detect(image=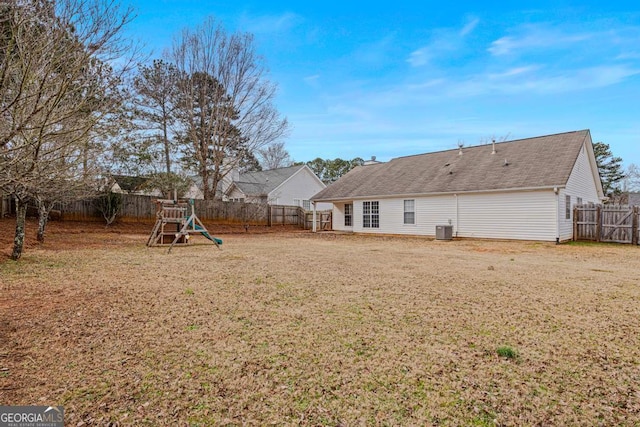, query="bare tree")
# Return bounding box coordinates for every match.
[624,163,640,193]
[258,141,293,170]
[170,17,289,199]
[0,0,136,260]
